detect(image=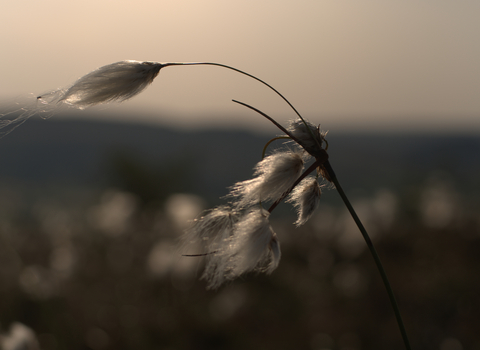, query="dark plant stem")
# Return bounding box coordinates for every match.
[166,60,410,348]
[231,100,292,136]
[323,160,412,350]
